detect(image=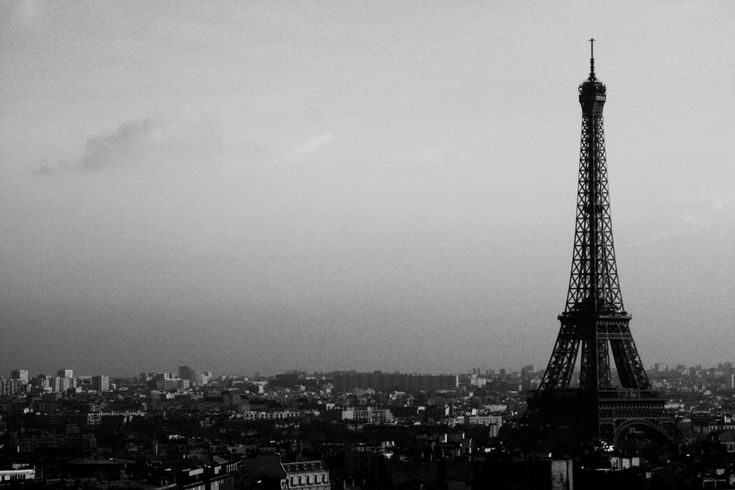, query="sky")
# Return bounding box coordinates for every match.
[0,1,733,377]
